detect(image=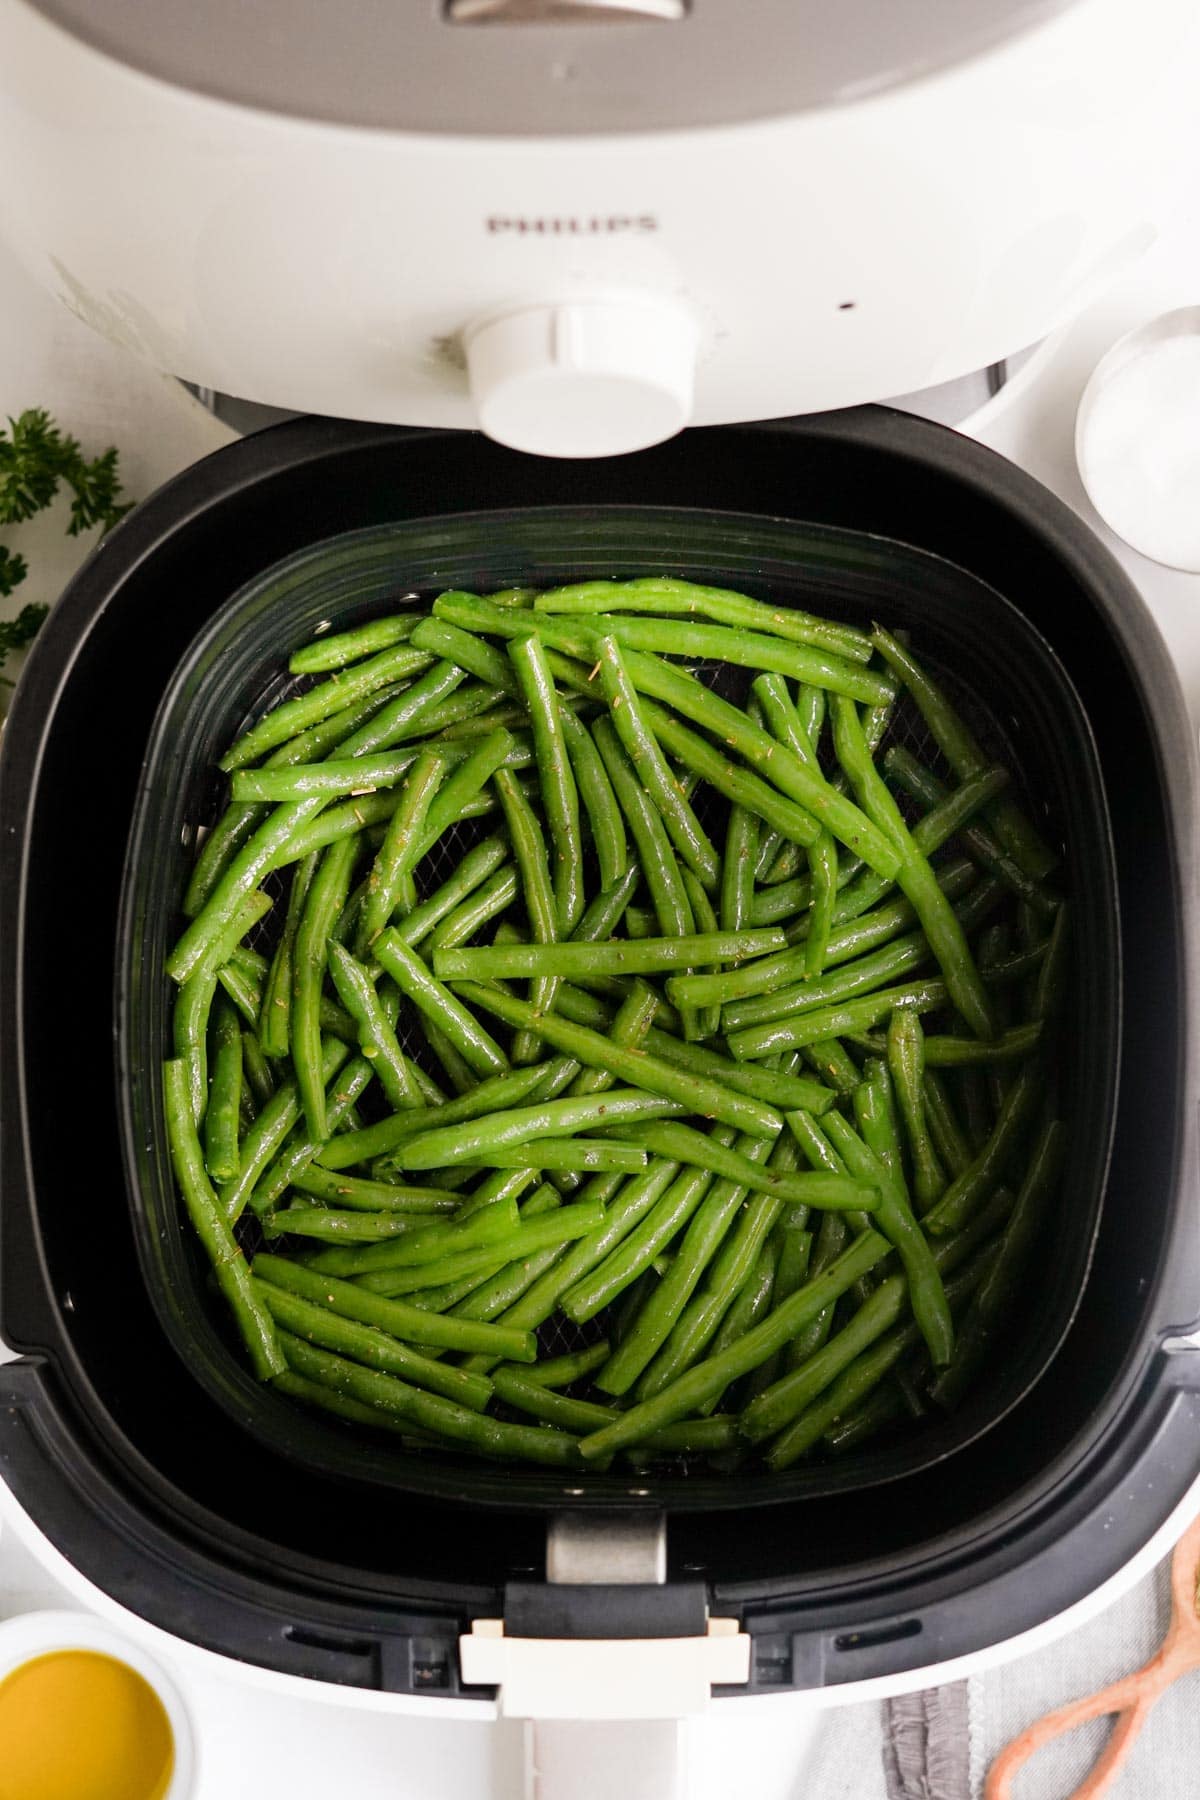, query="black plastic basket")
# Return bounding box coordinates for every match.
[116,505,1118,1511]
